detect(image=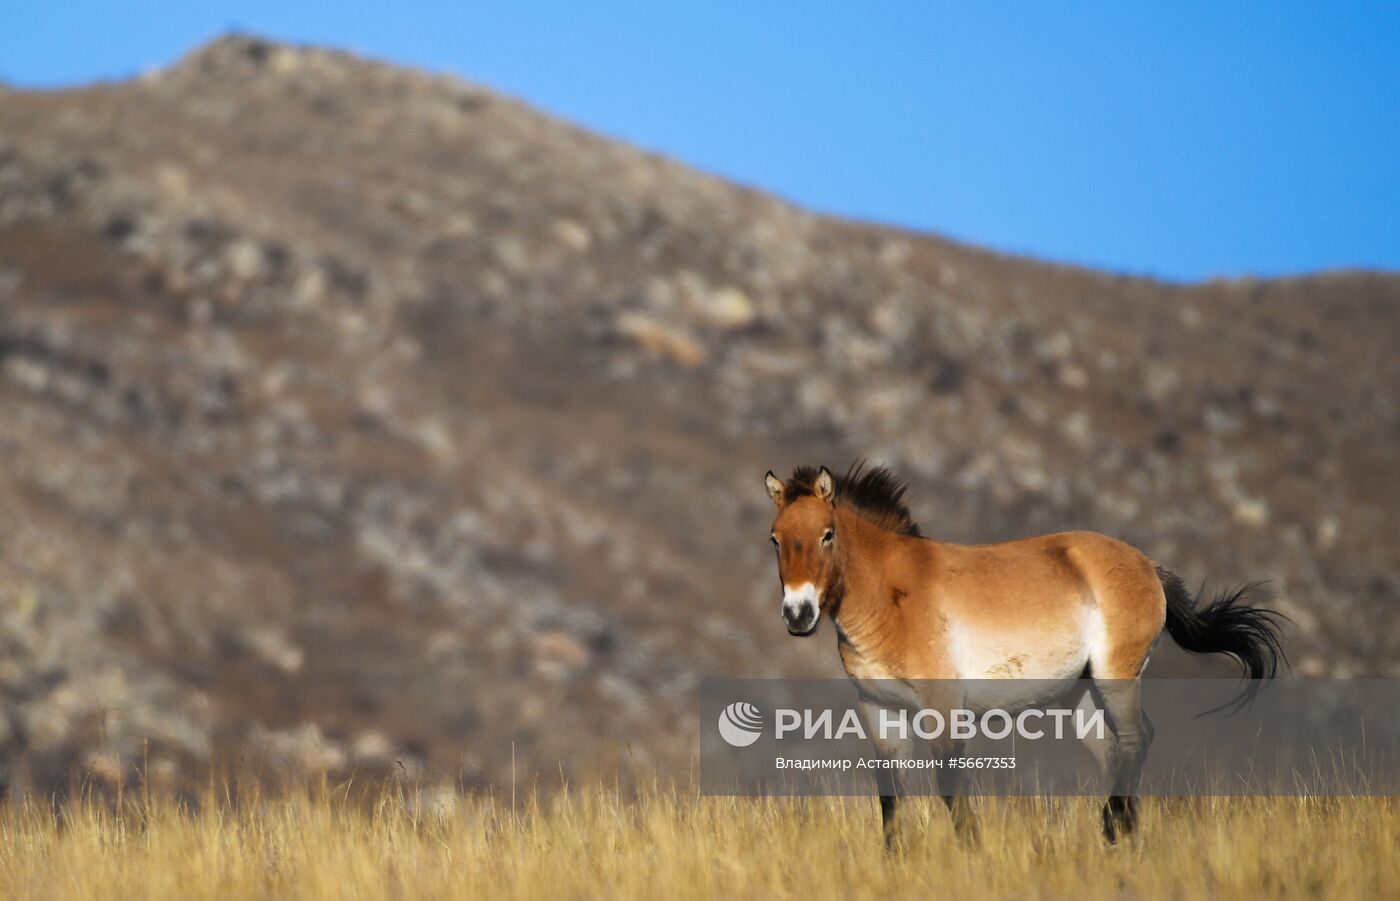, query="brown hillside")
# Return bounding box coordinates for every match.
[0,35,1396,793]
